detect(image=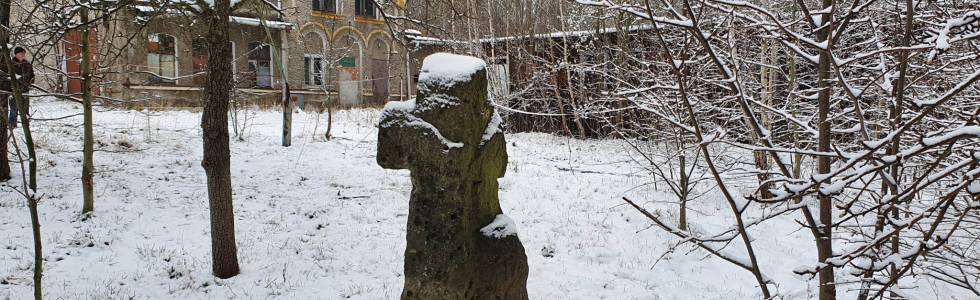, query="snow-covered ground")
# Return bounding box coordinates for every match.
[0,99,968,299]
